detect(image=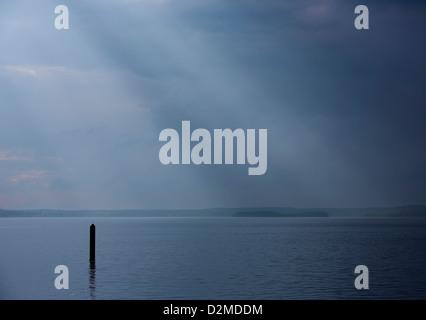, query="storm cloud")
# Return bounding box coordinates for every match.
[0,0,425,209]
